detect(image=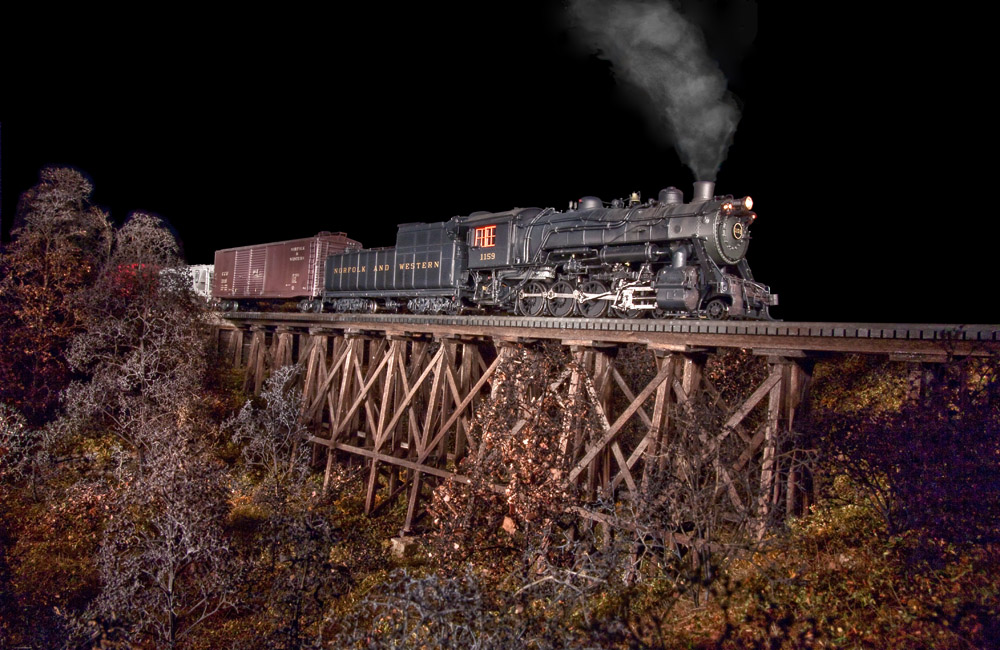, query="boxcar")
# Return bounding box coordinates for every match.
[213,232,361,311]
